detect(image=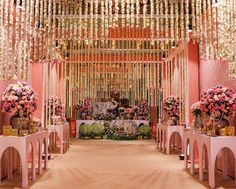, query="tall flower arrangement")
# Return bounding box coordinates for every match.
[162,96,180,117]
[1,82,38,116]
[200,85,236,118]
